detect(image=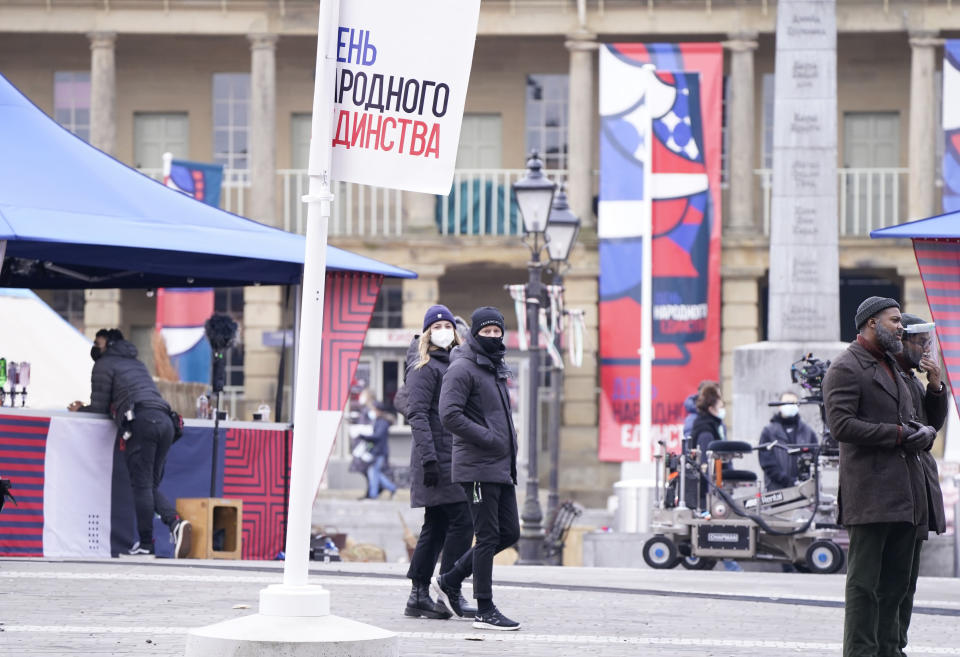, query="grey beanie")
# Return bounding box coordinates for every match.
[855,296,900,330]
